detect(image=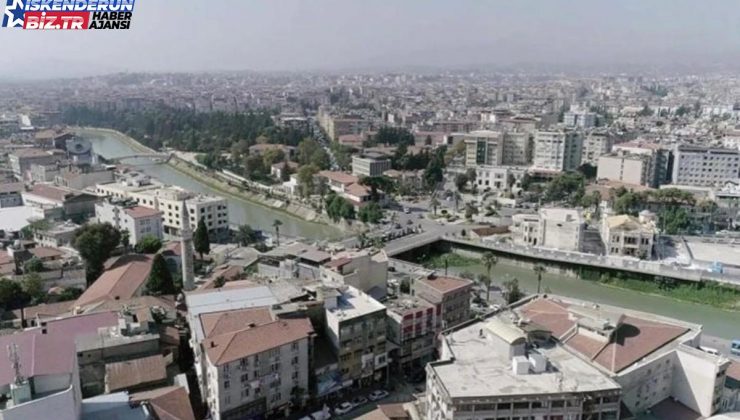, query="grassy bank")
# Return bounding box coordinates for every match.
[420,253,480,269]
[594,274,740,311]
